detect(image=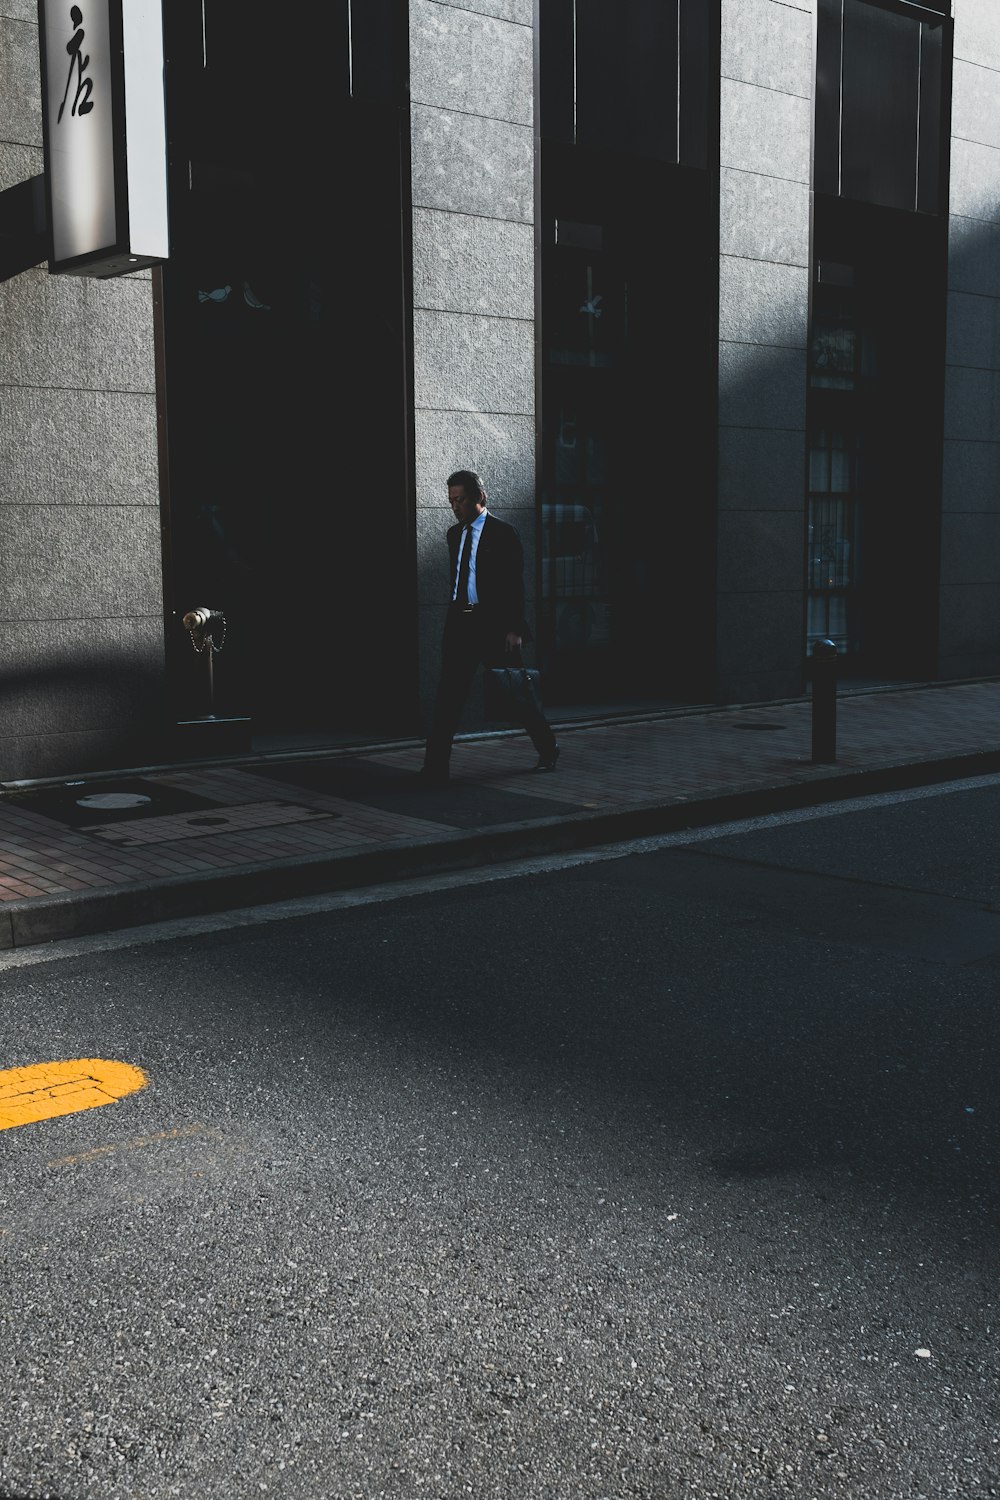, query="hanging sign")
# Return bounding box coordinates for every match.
[37,0,169,276]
